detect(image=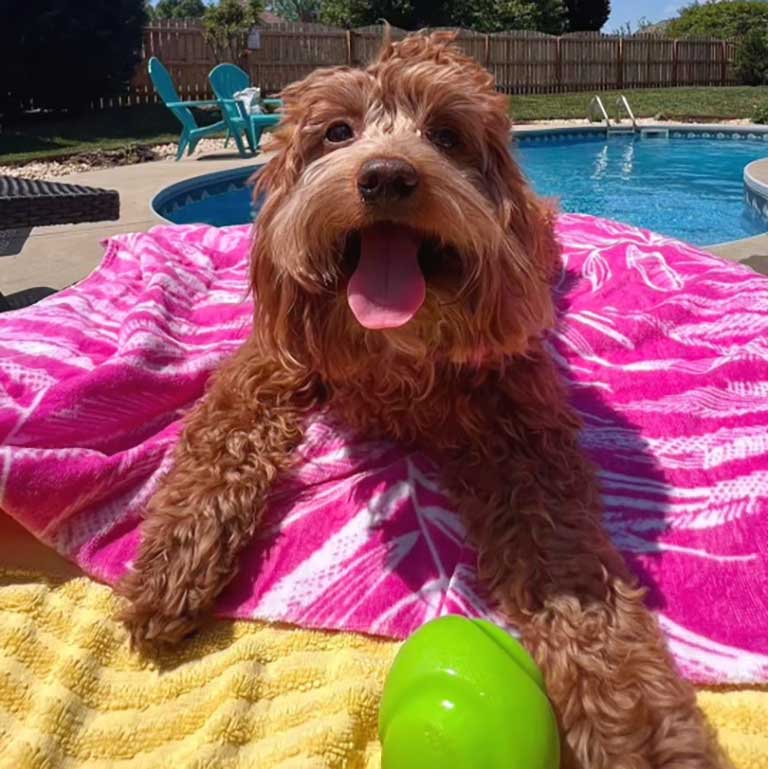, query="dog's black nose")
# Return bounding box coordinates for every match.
[357,158,419,203]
